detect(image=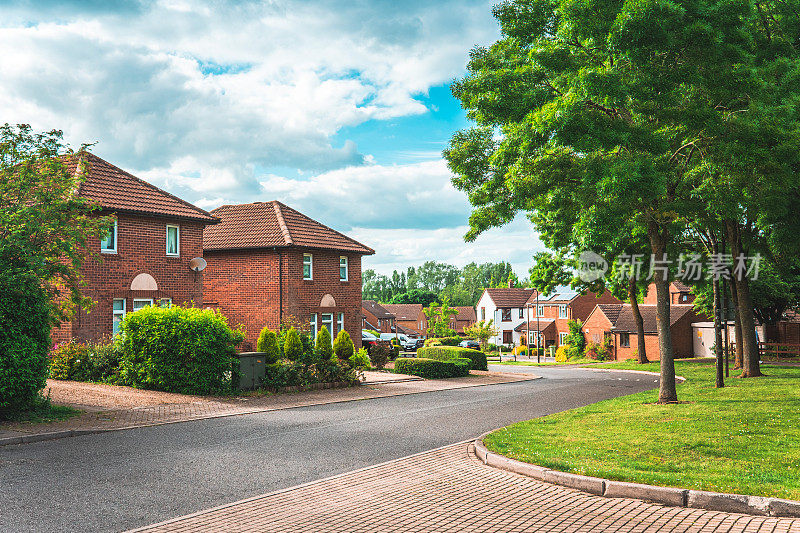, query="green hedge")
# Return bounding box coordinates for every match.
[393,357,469,379]
[0,271,50,418]
[424,336,462,347]
[416,345,488,371]
[119,305,245,395]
